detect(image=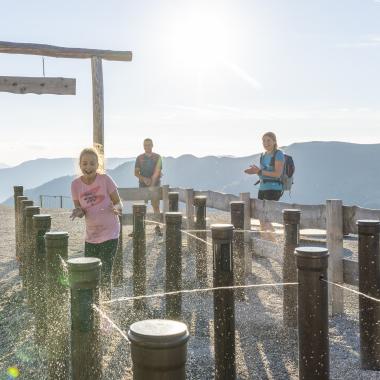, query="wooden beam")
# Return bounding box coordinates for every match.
[0,41,132,61]
[0,76,75,95]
